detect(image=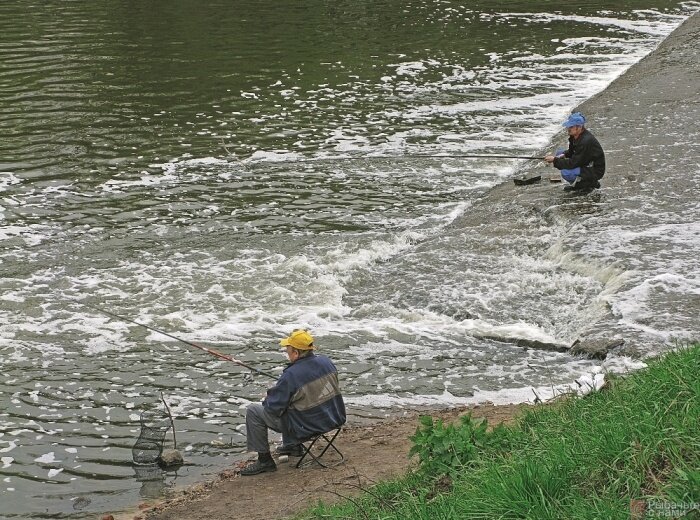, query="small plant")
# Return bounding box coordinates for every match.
[409,413,494,476]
